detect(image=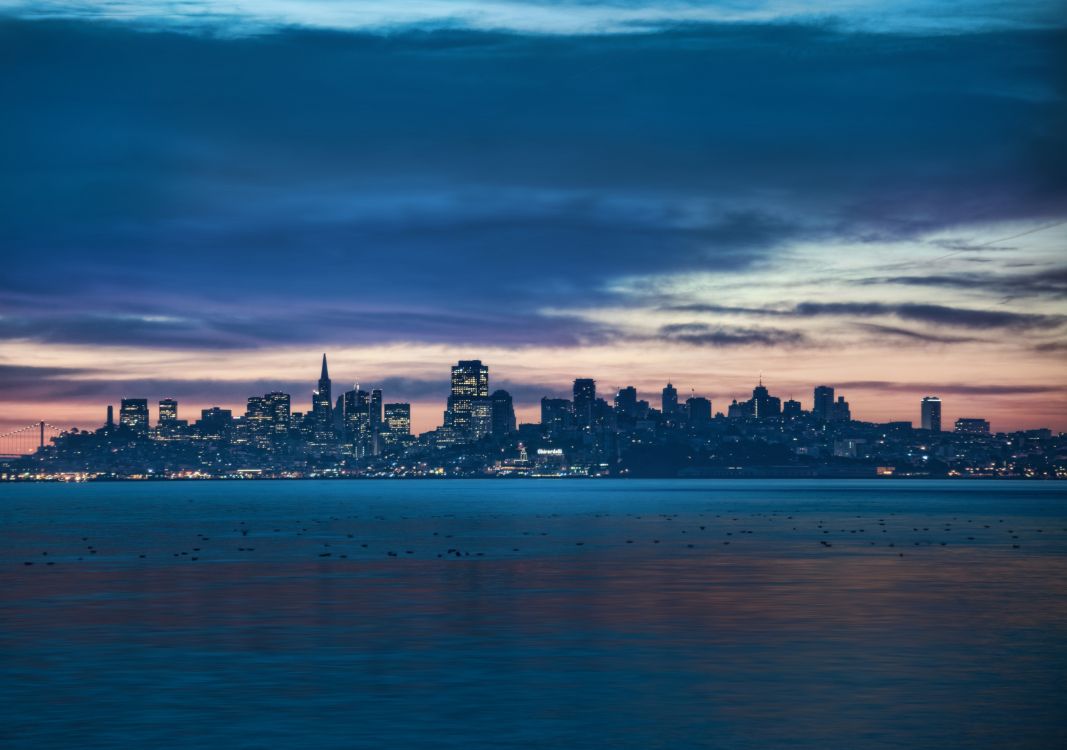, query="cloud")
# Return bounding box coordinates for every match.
[658,300,1061,332]
[2,18,1064,337]
[851,323,983,344]
[859,267,1067,299]
[7,1,1065,36]
[2,14,1065,429]
[0,308,616,349]
[835,381,1063,396]
[792,302,1061,329]
[658,323,807,347]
